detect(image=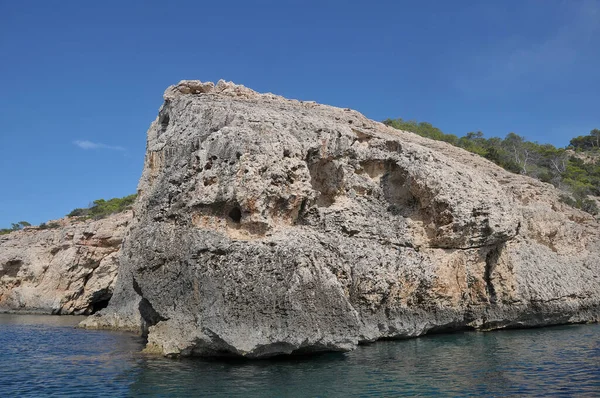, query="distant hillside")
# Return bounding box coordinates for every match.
[384,119,600,215]
[1,194,137,235]
[67,194,137,219]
